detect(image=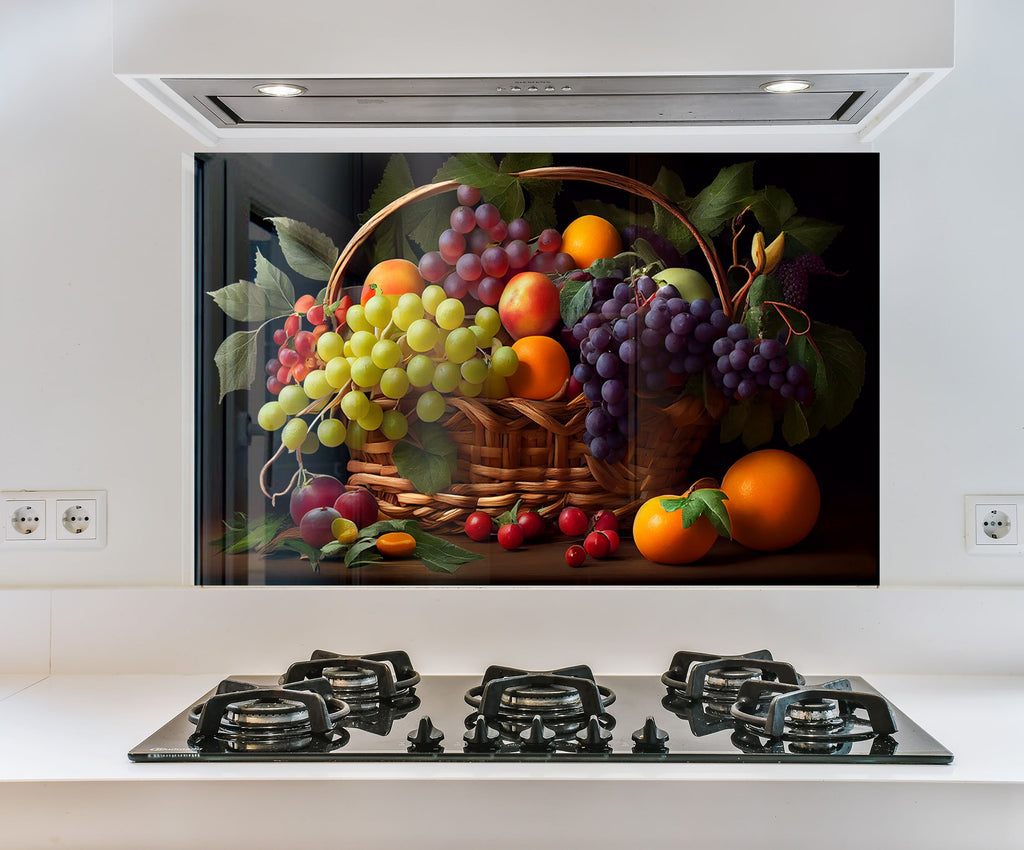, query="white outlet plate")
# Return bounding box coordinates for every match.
[0,490,106,549]
[964,495,1024,555]
[4,499,46,542]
